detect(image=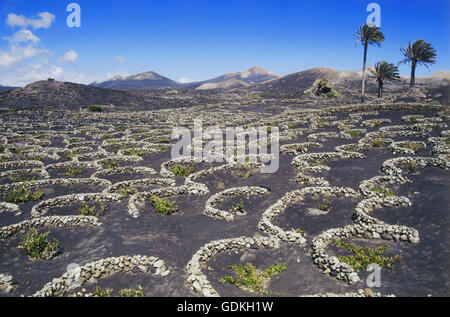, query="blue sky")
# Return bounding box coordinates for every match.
[0,0,448,86]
